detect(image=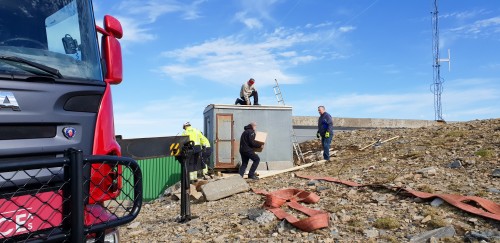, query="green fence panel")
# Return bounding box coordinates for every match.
[118,156,181,201]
